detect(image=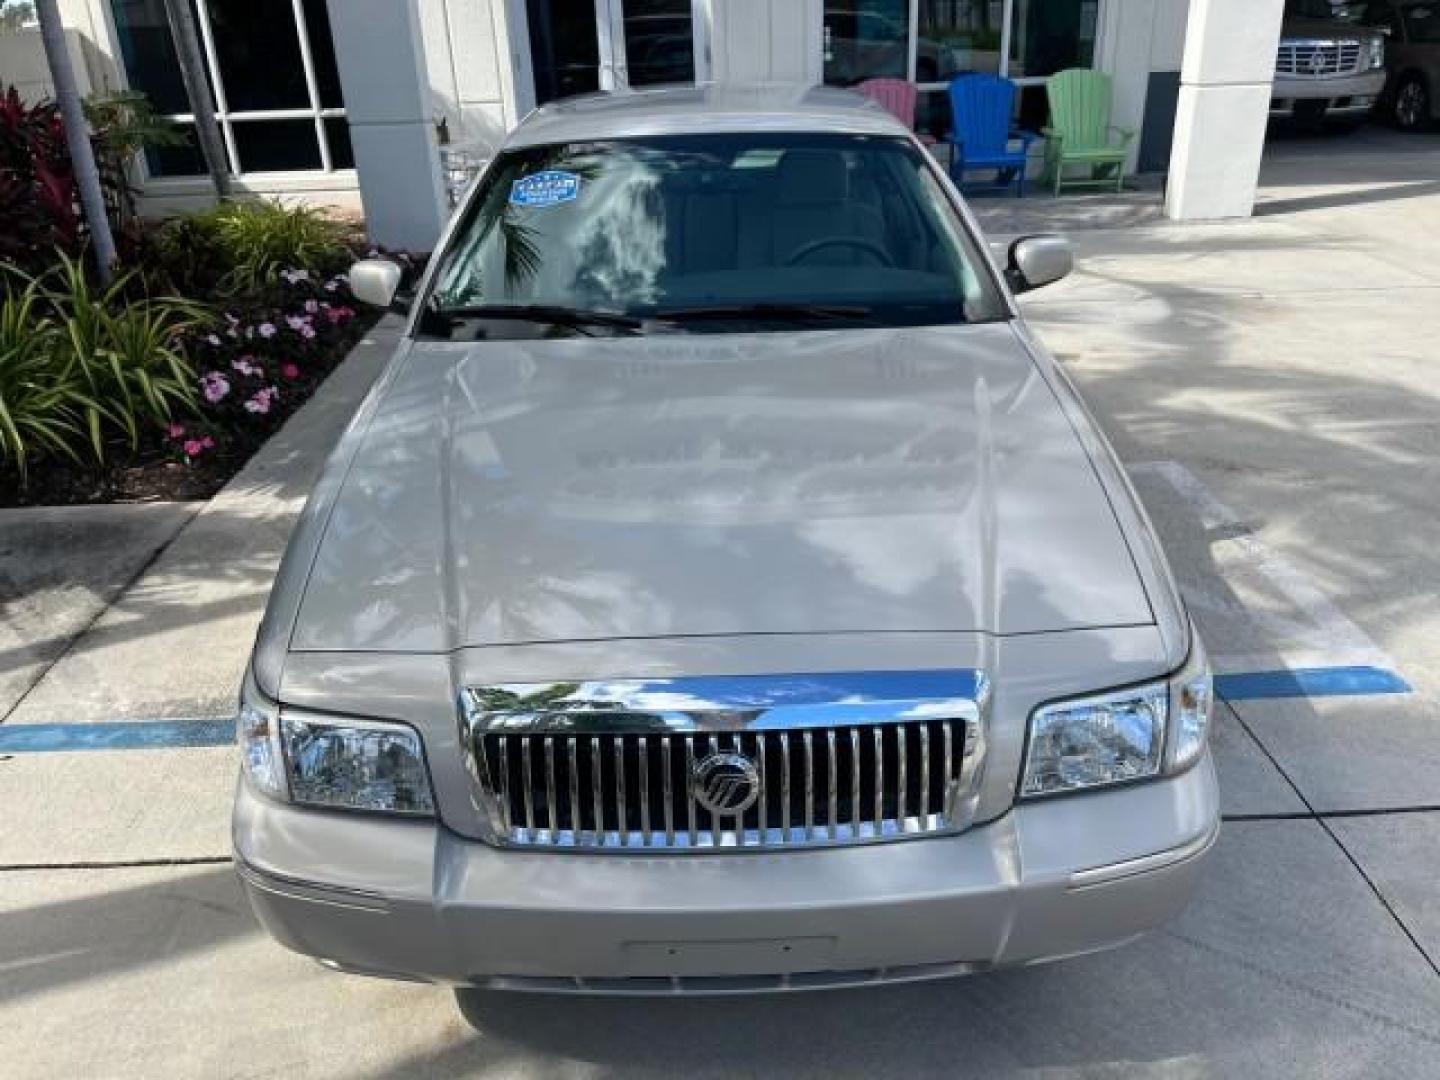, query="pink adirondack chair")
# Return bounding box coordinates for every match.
[856,78,936,144]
